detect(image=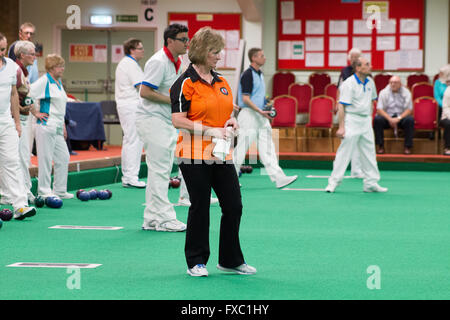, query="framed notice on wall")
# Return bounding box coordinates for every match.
[277,0,425,71]
[168,12,242,69]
